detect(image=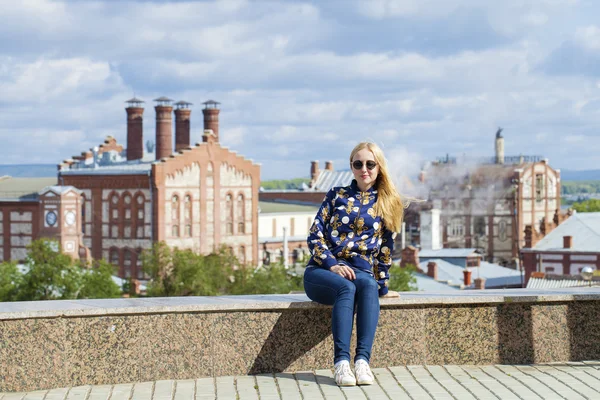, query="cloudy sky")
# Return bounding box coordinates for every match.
[1,0,599,180]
